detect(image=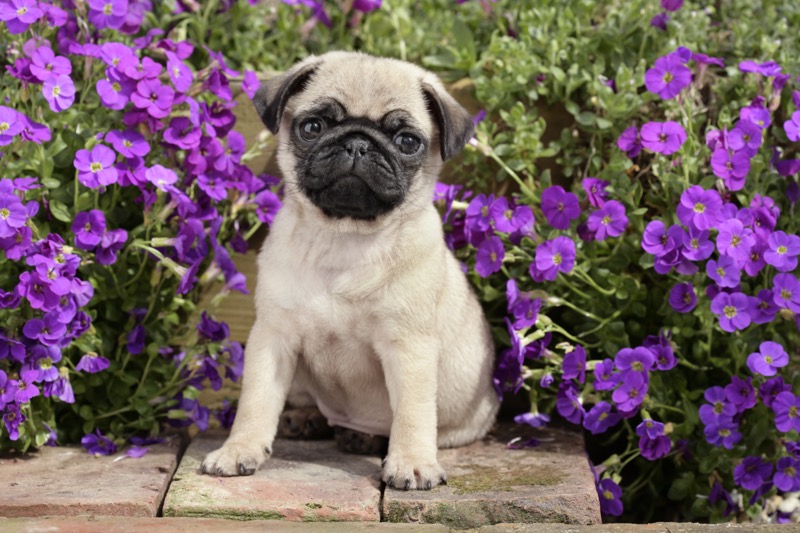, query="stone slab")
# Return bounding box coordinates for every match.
[0,516,449,533]
[383,424,601,528]
[163,434,383,521]
[0,440,181,517]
